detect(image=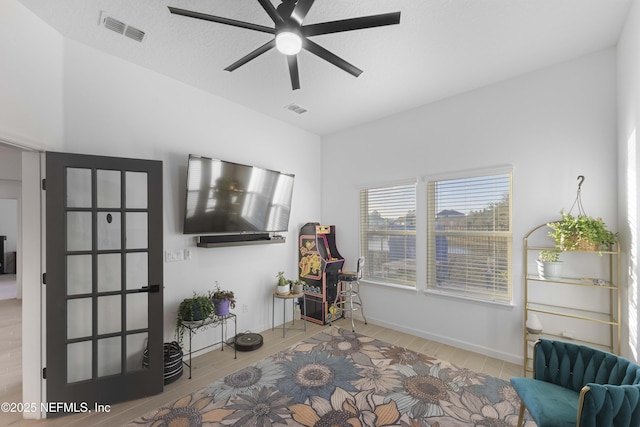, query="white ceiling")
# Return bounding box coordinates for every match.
[17,0,632,136]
